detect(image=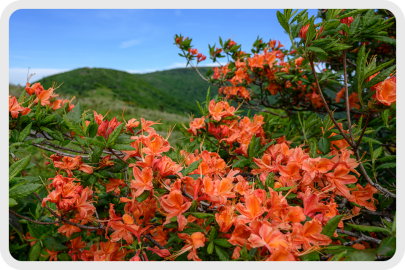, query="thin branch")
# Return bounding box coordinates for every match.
[343,51,355,145]
[9,209,60,225]
[144,234,165,249]
[354,113,371,151]
[337,229,381,245]
[309,59,396,199]
[32,143,88,158]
